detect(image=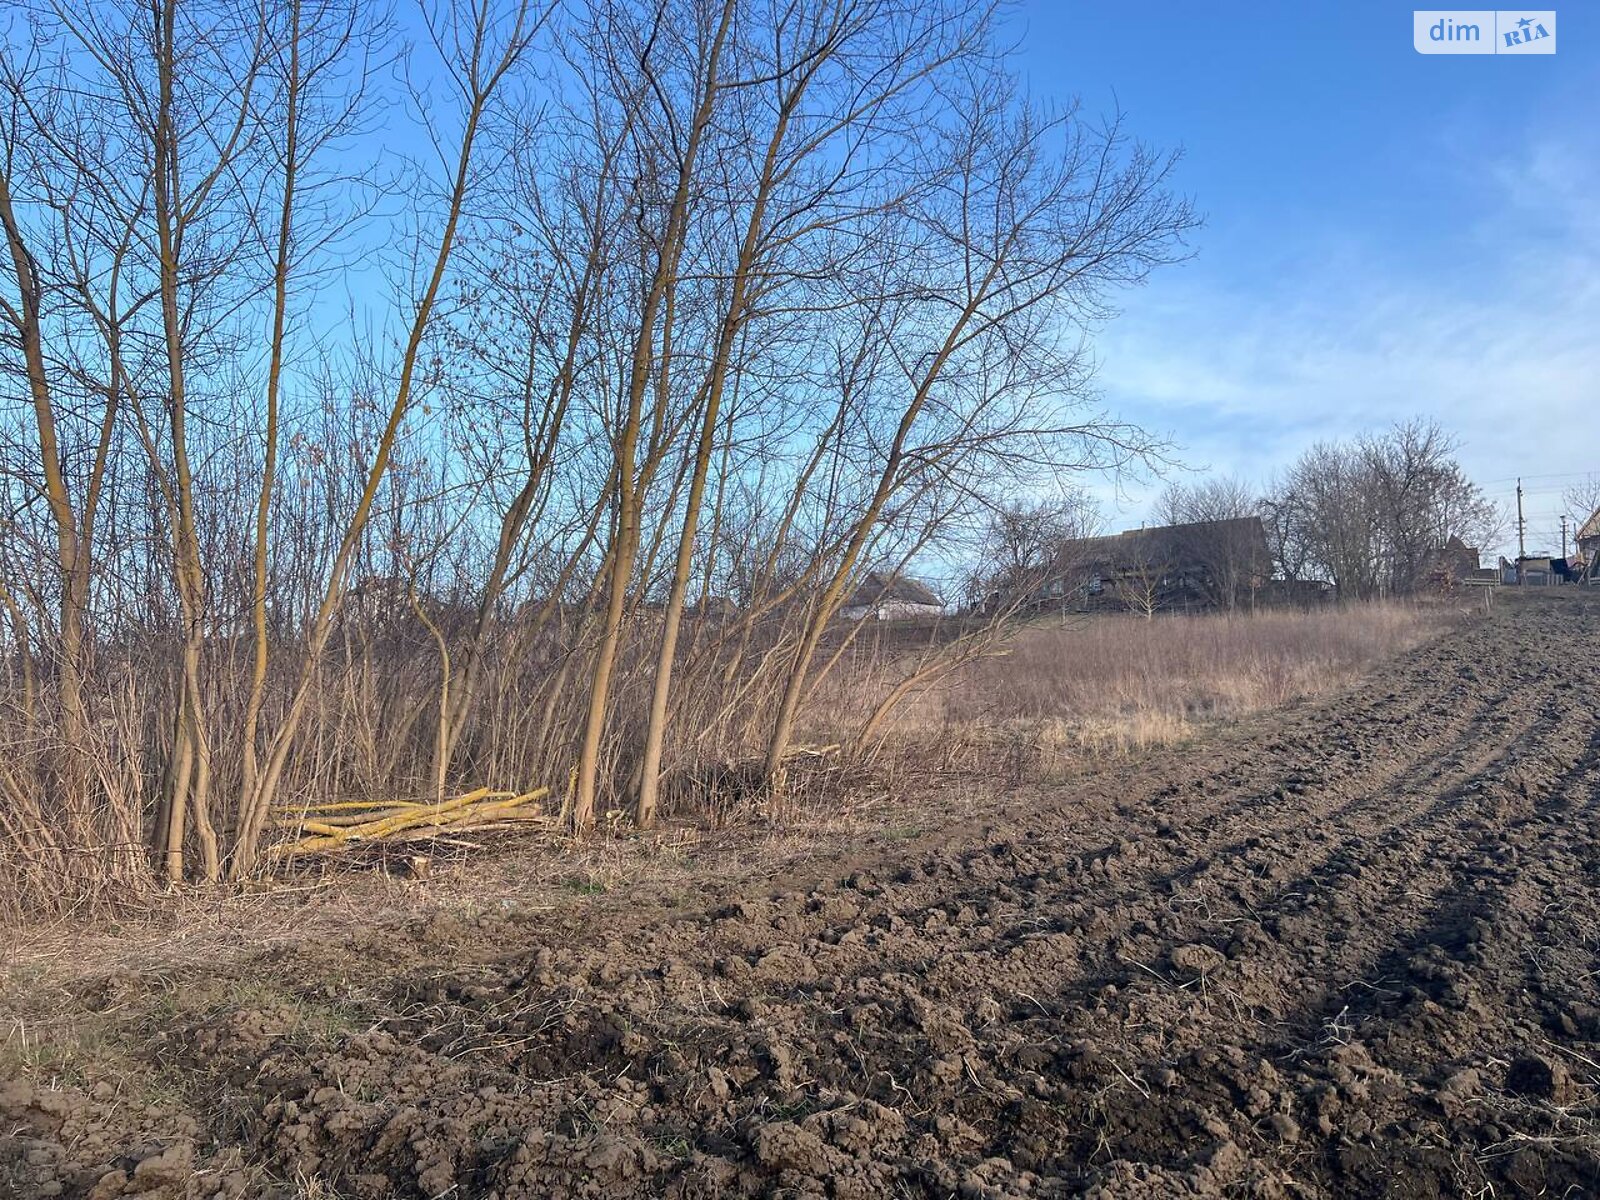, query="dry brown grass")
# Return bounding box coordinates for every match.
[3,600,1459,975]
[819,601,1456,760]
